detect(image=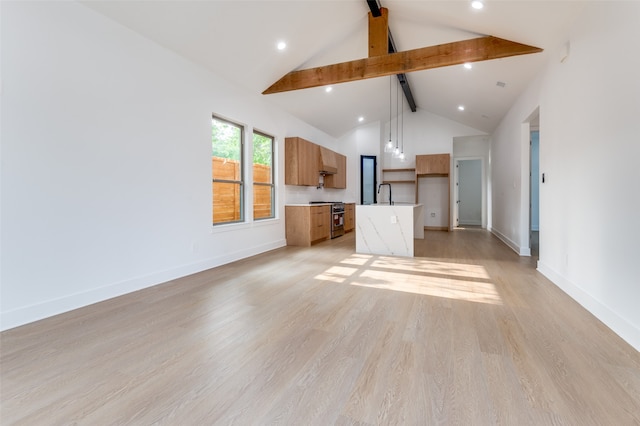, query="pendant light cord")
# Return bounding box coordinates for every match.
[396,77,399,151]
[389,76,392,142]
[401,88,404,153]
